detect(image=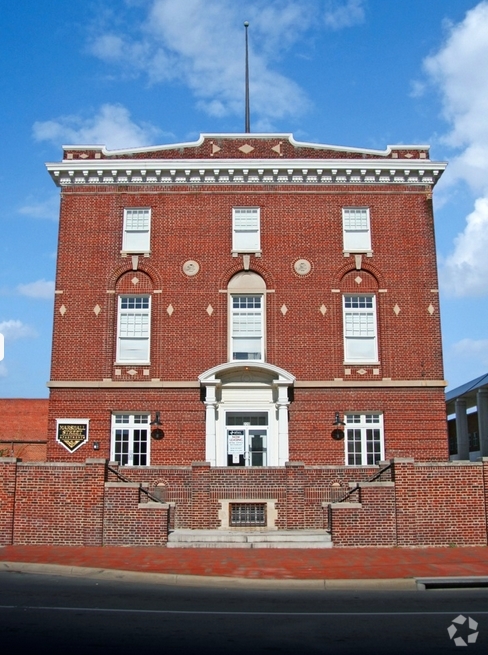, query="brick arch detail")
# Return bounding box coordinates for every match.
[340,269,379,292]
[219,261,276,290]
[108,260,162,290]
[334,260,385,288]
[115,270,154,294]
